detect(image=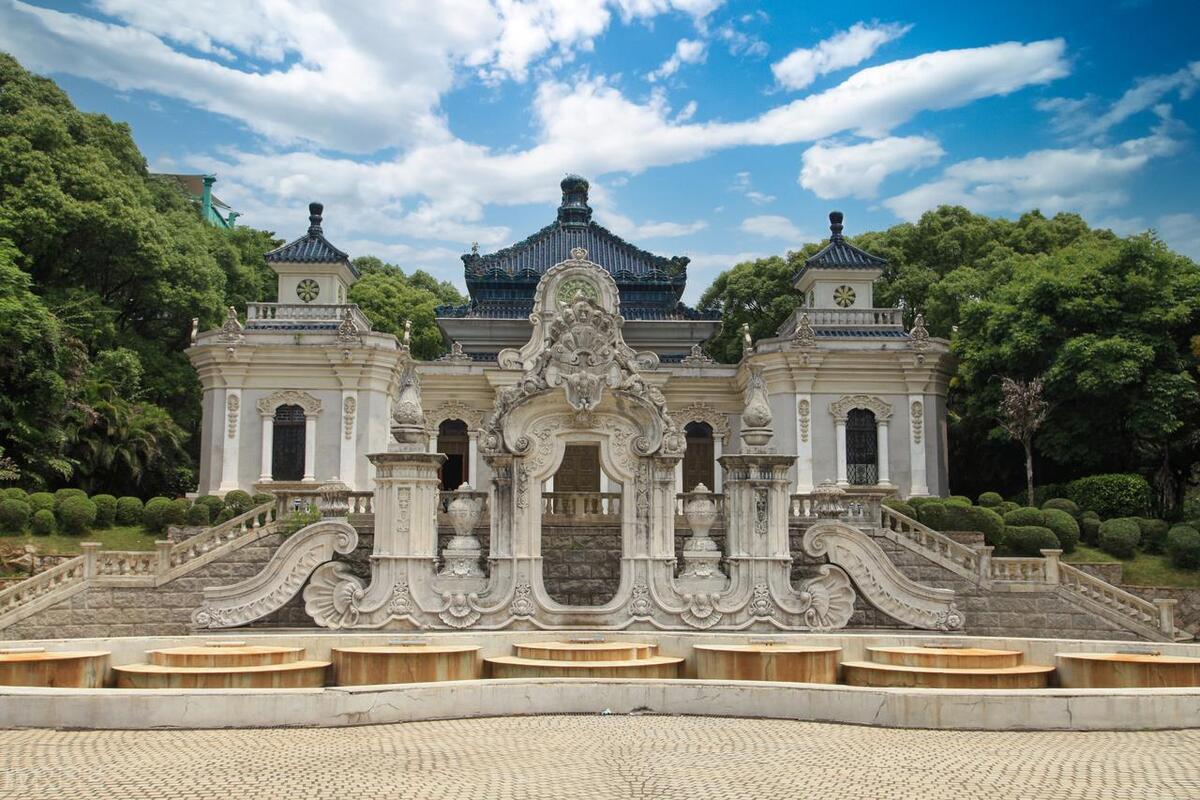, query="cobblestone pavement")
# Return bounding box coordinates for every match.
[3,715,1199,800]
